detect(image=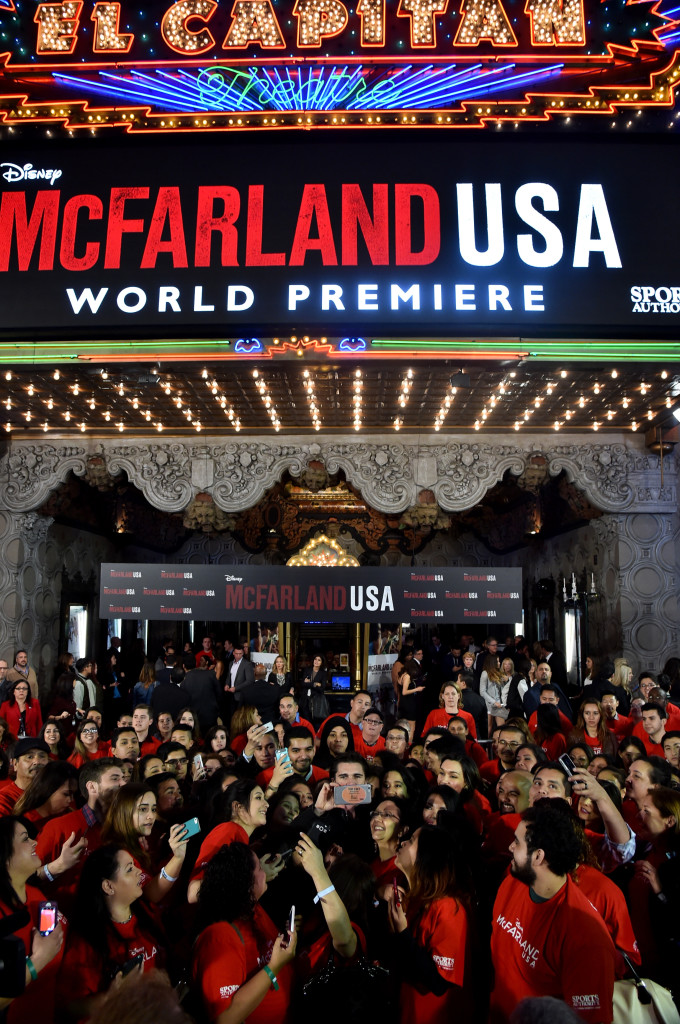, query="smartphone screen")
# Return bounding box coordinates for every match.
[39,902,57,936]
